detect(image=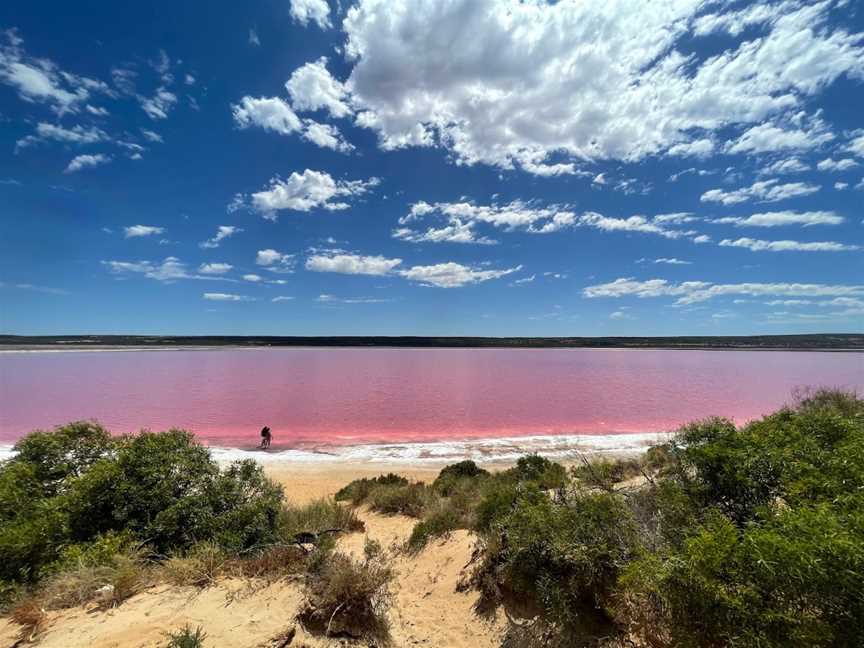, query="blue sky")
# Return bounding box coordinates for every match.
[1,0,863,336]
